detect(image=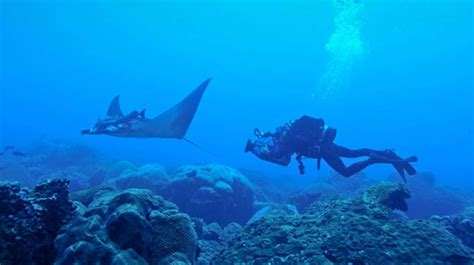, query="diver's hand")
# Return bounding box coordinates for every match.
[245,140,255,153]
